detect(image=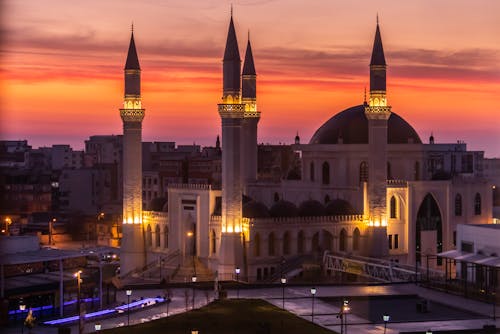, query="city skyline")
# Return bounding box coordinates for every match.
[1,0,500,157]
